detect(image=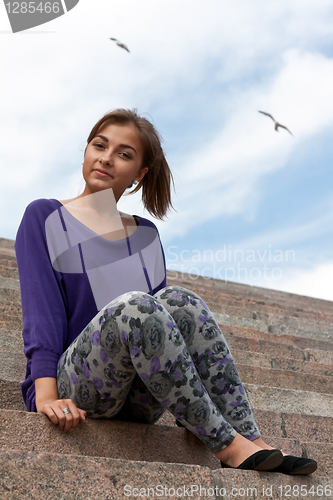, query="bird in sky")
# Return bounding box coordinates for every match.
[110,38,130,53]
[258,111,293,136]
